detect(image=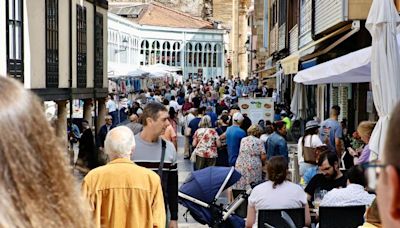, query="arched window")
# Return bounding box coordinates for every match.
[213,44,222,67]
[162,42,171,65]
[173,42,180,66]
[205,43,212,67]
[140,40,150,65]
[186,43,193,67]
[194,43,202,67]
[151,41,160,64]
